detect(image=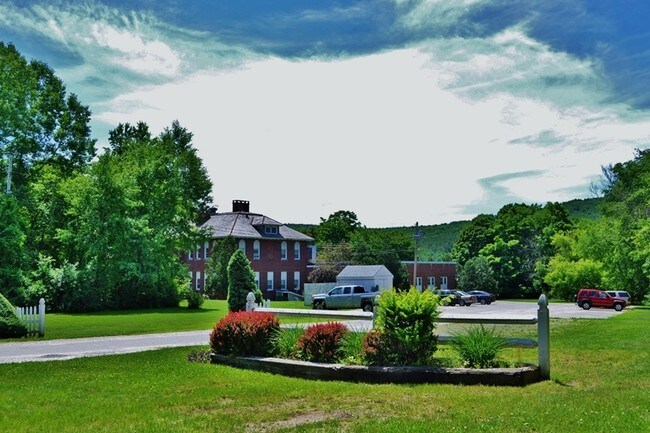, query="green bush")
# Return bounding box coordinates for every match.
[363,288,440,366]
[185,290,205,309]
[0,292,28,339]
[209,311,279,356]
[296,322,348,363]
[226,249,262,311]
[450,325,506,368]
